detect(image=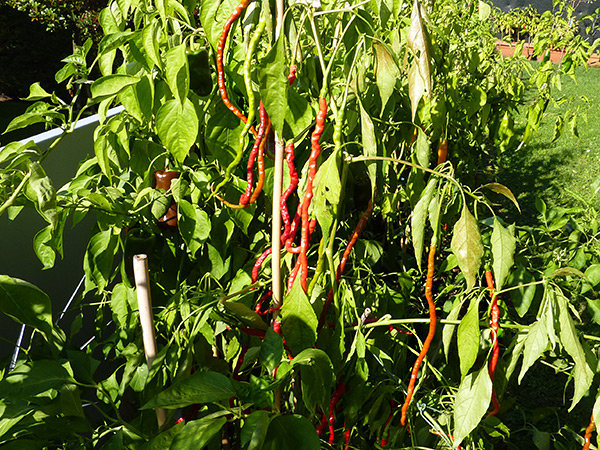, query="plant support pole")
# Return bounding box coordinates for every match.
[133,254,167,427]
